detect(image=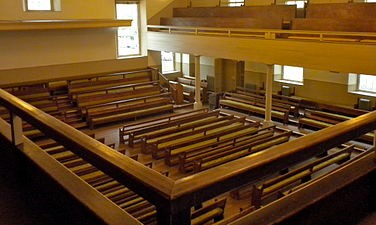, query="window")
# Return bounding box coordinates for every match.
[365,0,376,2]
[228,0,244,7]
[348,73,376,96]
[274,65,304,85]
[116,3,140,56]
[25,0,61,11]
[358,74,376,92]
[285,0,306,9]
[161,51,175,73]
